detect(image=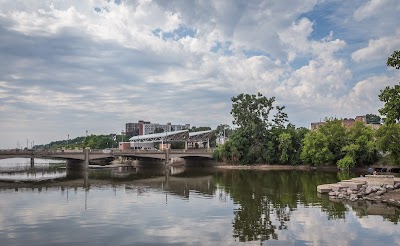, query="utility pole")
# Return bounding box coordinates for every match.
[67,134,69,149]
[26,139,29,149]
